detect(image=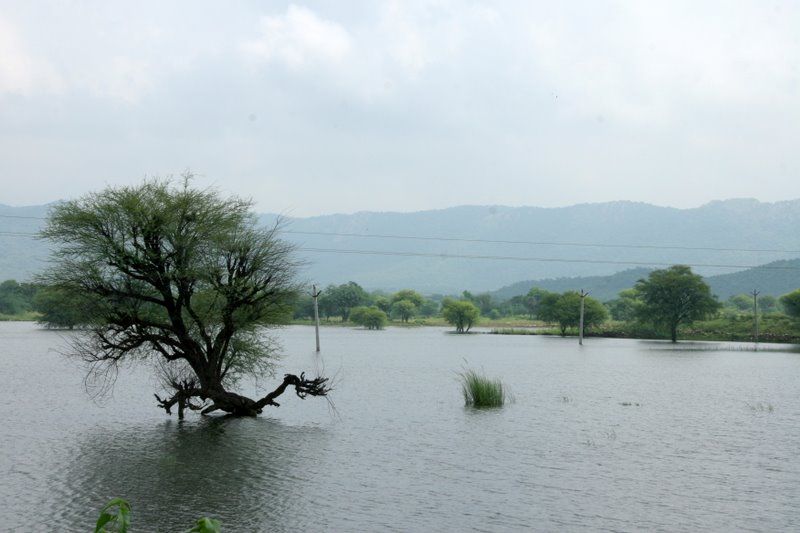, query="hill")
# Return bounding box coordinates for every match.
[490,259,800,302]
[1,198,799,293]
